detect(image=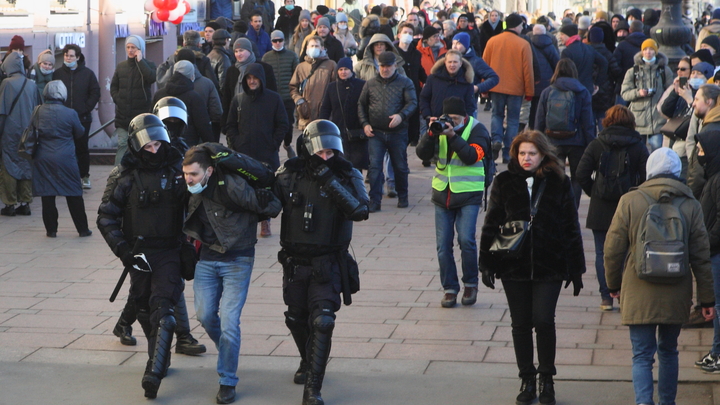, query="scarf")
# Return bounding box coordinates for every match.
[234,52,257,95]
[489,20,499,30]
